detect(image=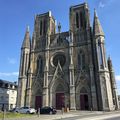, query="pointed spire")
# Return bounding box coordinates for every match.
[108,55,113,71]
[22,26,31,49]
[26,25,29,32]
[93,9,104,37]
[108,55,111,61]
